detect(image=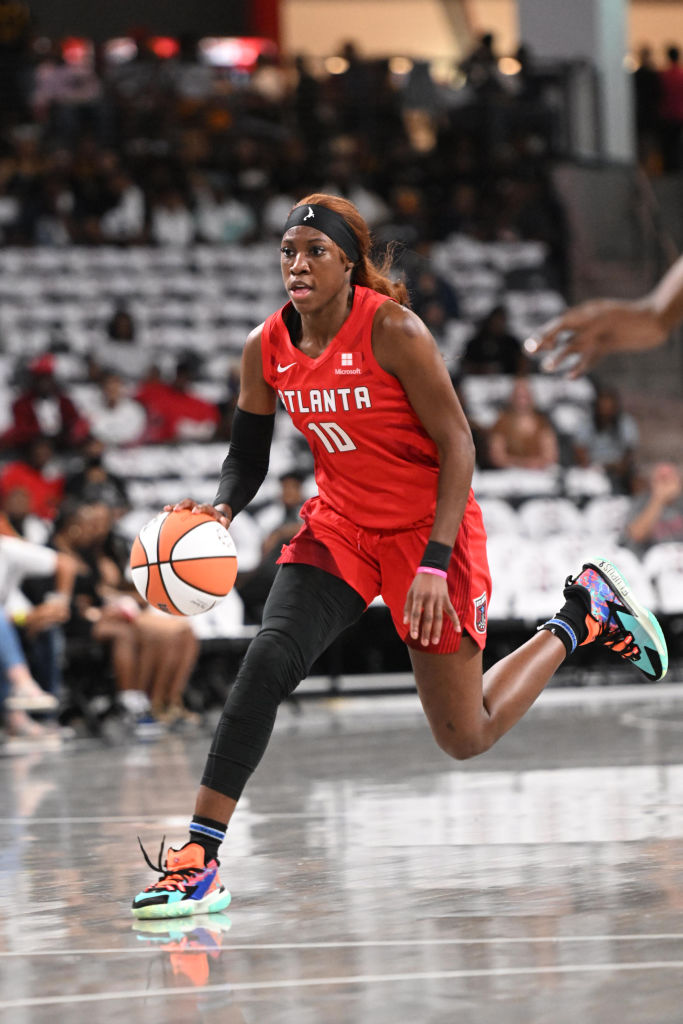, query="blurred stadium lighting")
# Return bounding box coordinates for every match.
[324,56,350,75]
[103,37,138,64]
[61,37,94,66]
[198,37,278,69]
[389,56,414,76]
[498,56,522,76]
[148,37,180,59]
